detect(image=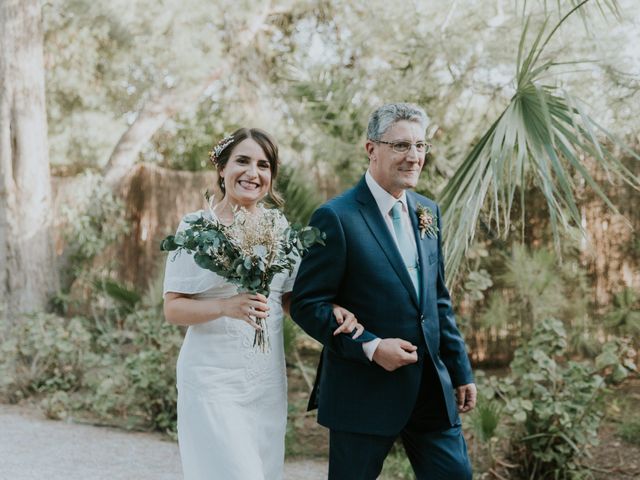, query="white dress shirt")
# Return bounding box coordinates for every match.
[361,170,420,361]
